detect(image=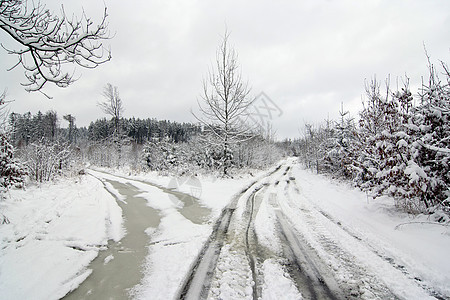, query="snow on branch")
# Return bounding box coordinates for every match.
[0,0,111,95]
[416,140,450,155]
